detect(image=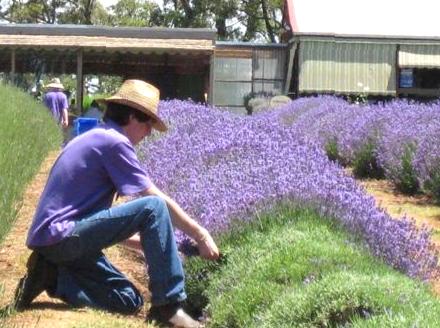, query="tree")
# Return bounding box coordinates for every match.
[0,0,106,24]
[0,0,67,23]
[58,0,98,24]
[161,0,284,42]
[106,0,162,27]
